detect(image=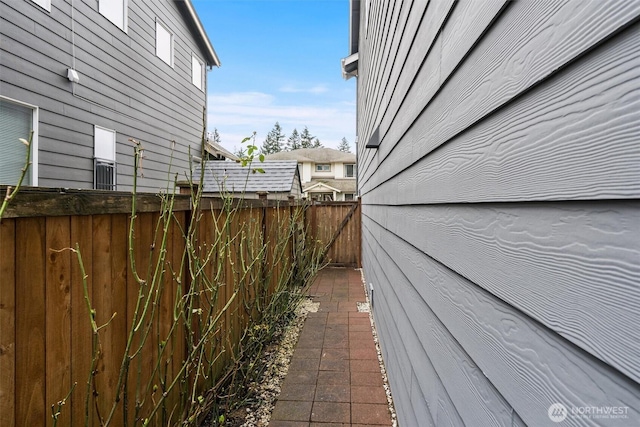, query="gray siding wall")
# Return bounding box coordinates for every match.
[1,0,210,192]
[357,0,640,425]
